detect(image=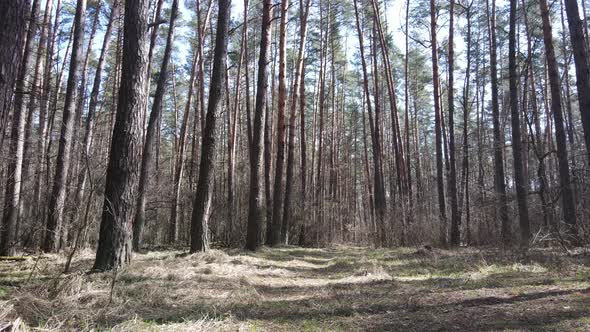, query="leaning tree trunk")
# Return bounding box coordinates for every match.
[71,0,119,245]
[93,0,150,271]
[353,0,386,247]
[62,0,101,247]
[189,0,231,253]
[563,0,590,164]
[539,0,578,234]
[0,0,30,256]
[43,0,87,253]
[246,0,273,251]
